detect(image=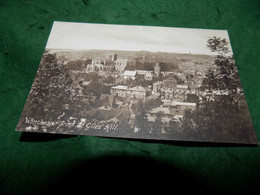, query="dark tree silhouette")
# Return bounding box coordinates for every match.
[207,36,230,56]
[181,37,256,143]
